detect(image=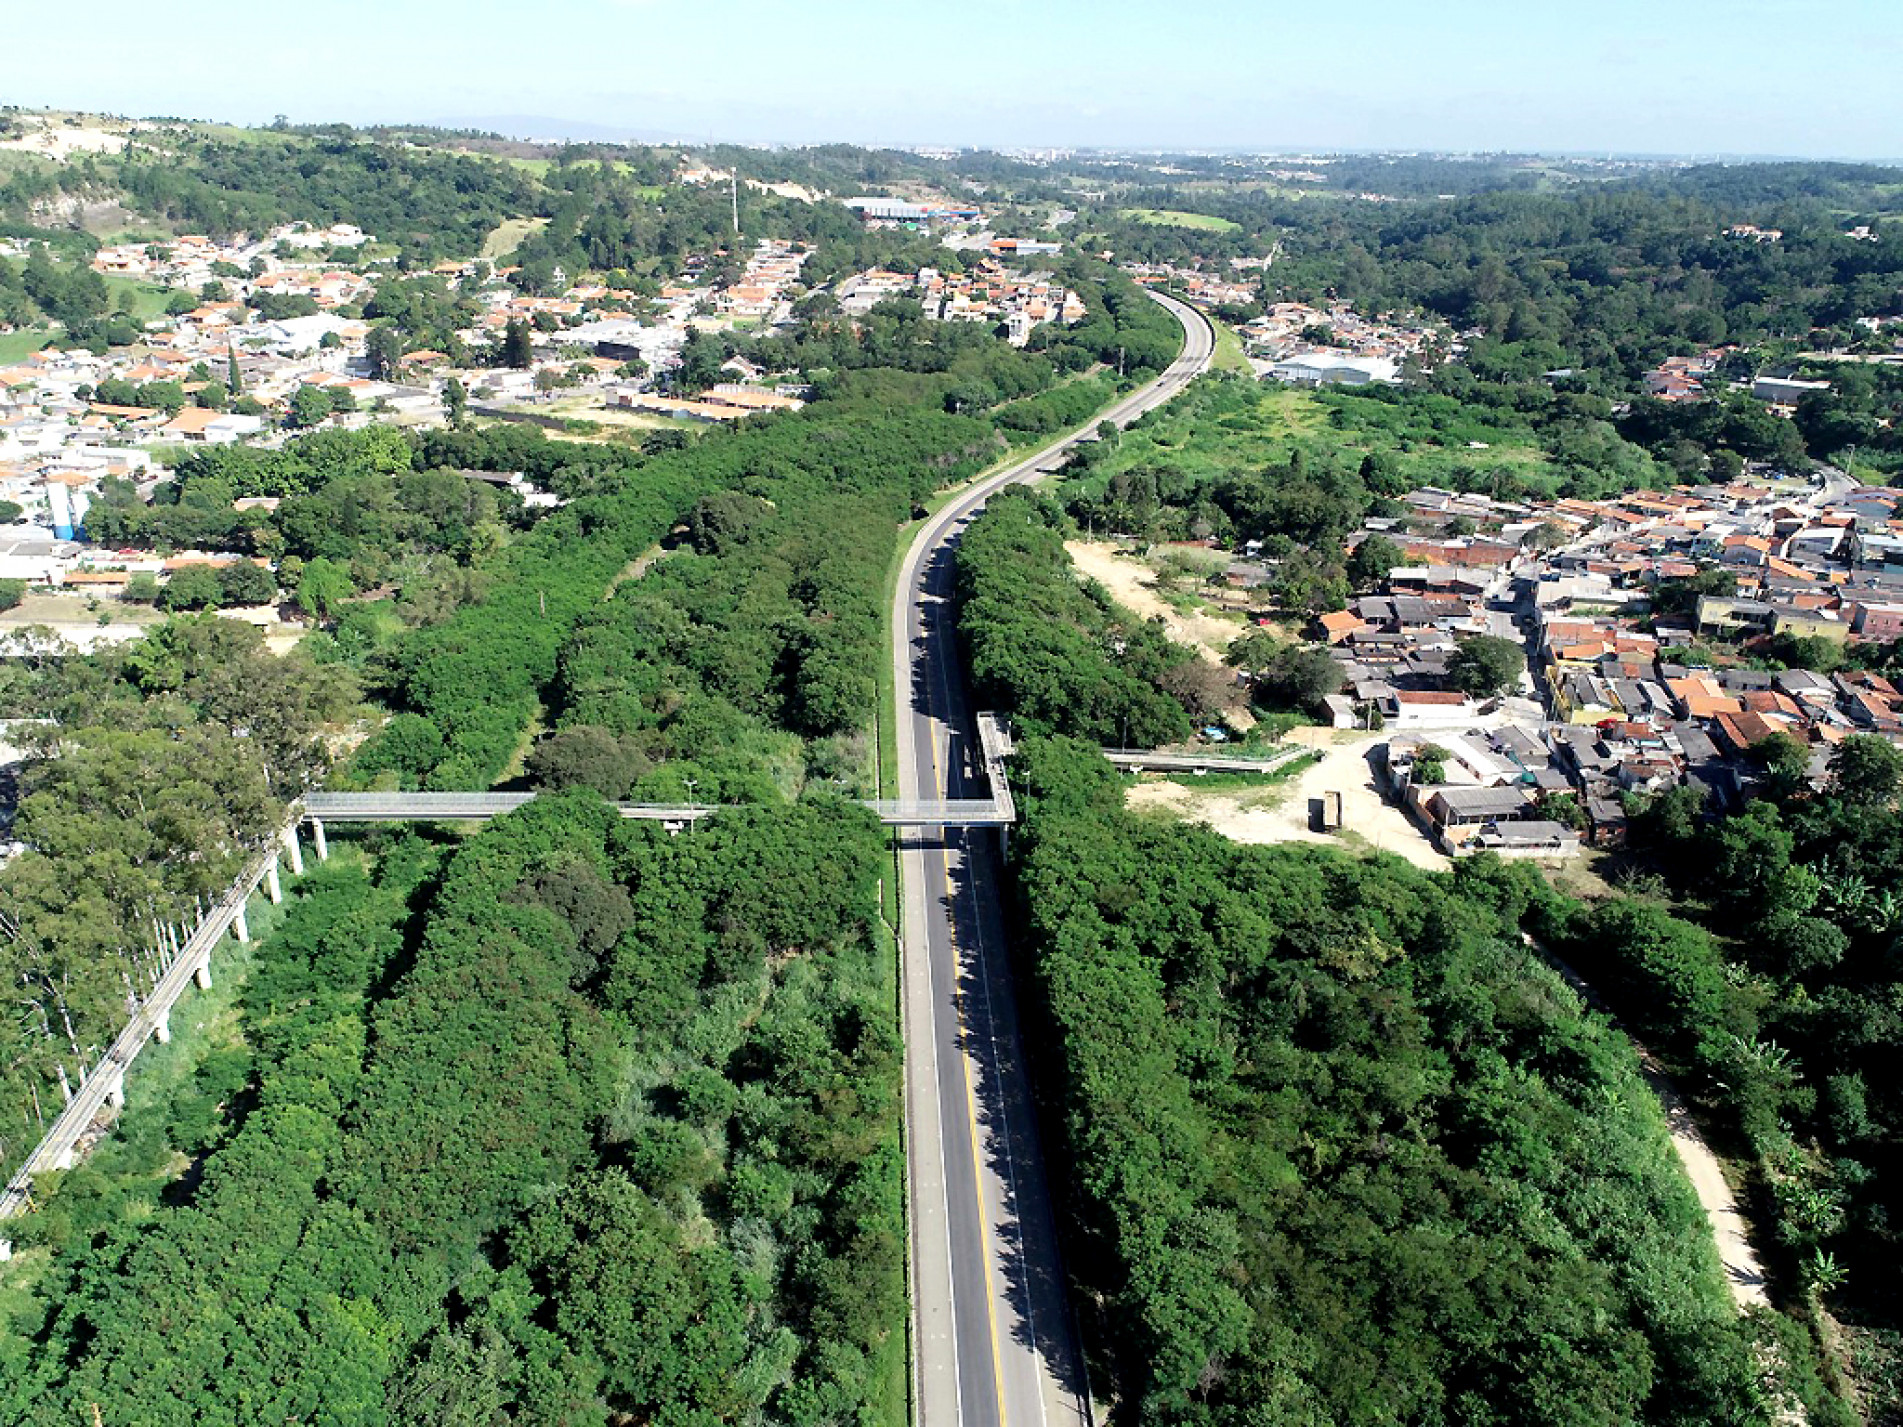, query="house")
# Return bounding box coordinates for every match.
[1317,610,1363,644]
[1381,689,1478,726]
[1695,594,1774,634]
[1420,785,1535,849]
[160,409,264,444]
